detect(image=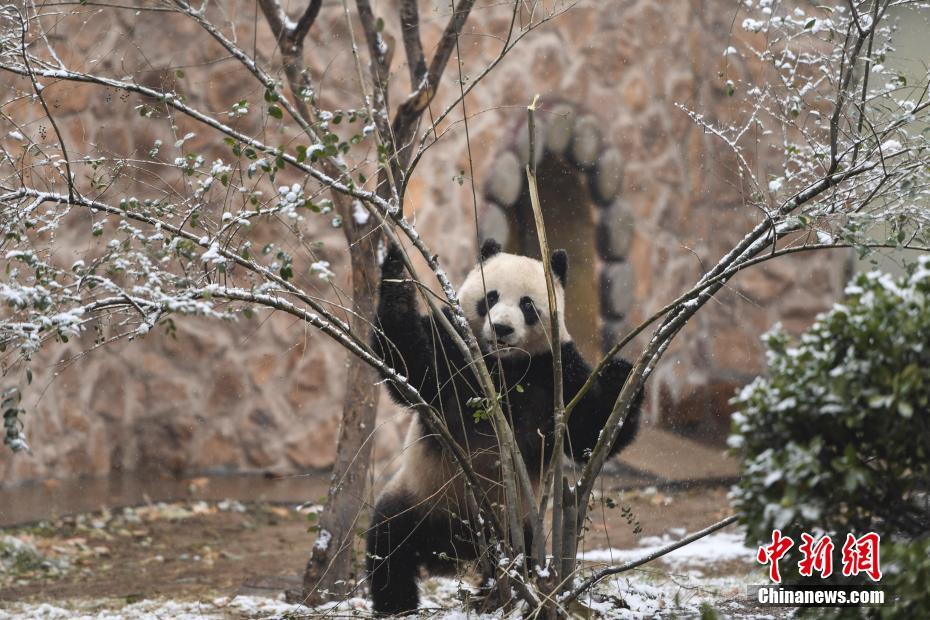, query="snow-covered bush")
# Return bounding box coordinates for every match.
[730,258,930,542]
[871,538,930,619]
